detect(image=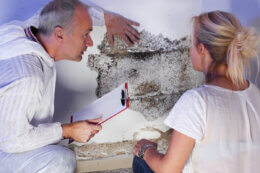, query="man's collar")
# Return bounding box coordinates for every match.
[23,26,55,67]
[24,26,40,43]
